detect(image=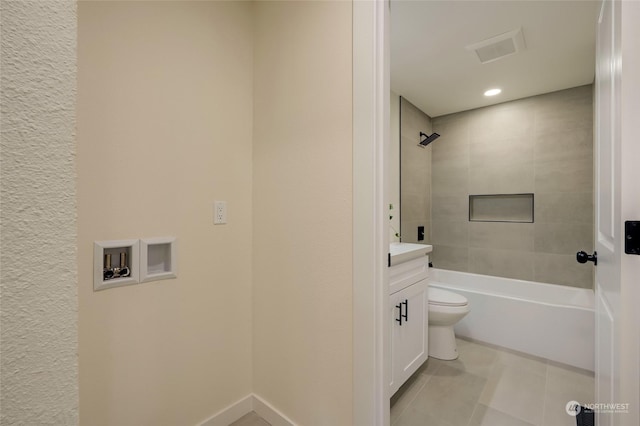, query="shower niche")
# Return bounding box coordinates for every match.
[469,193,534,223]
